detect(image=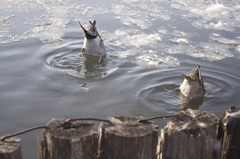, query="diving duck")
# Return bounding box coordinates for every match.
[180,65,205,98]
[79,20,106,57]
